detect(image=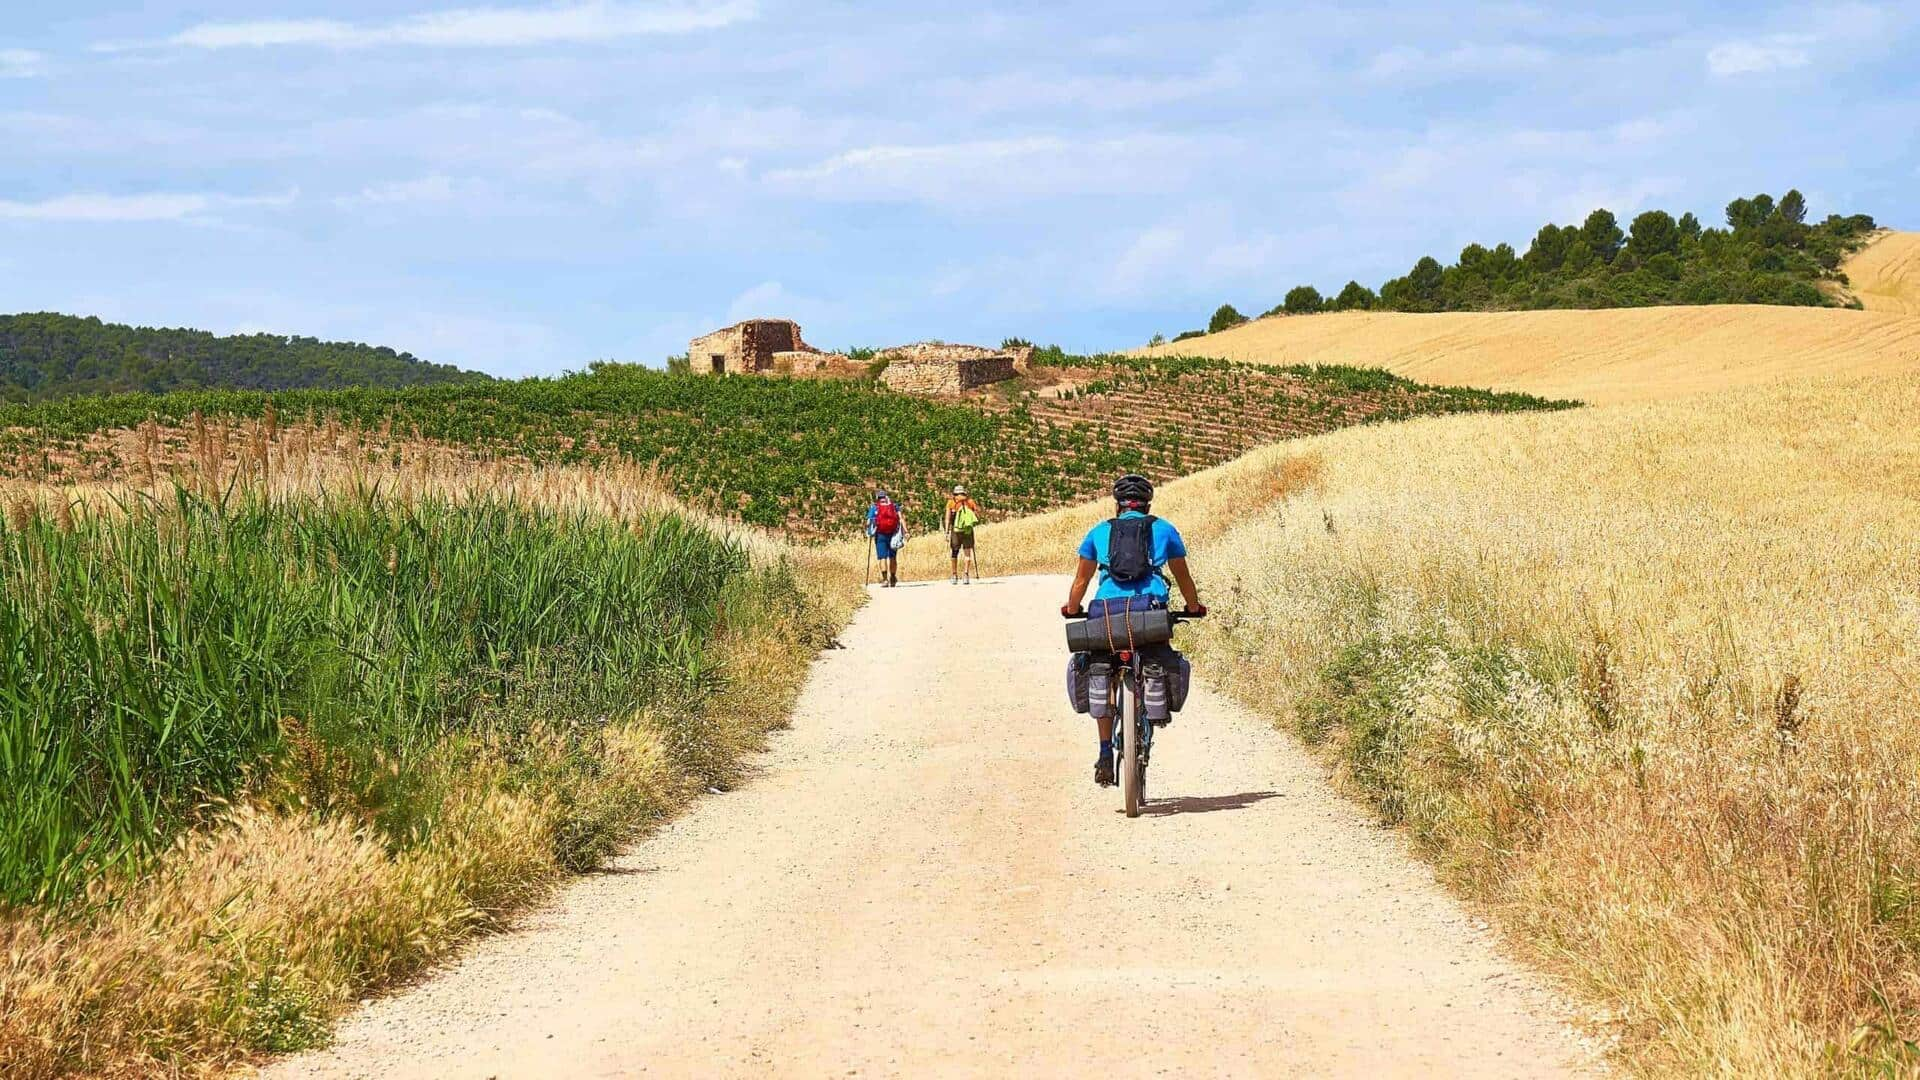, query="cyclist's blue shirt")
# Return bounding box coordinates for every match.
[1077,511,1187,602]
